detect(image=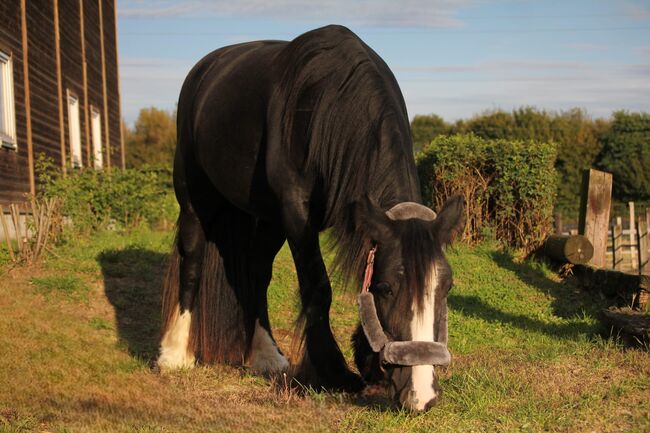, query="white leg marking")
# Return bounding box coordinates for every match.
[409,267,438,411]
[158,308,195,370]
[247,319,289,374]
